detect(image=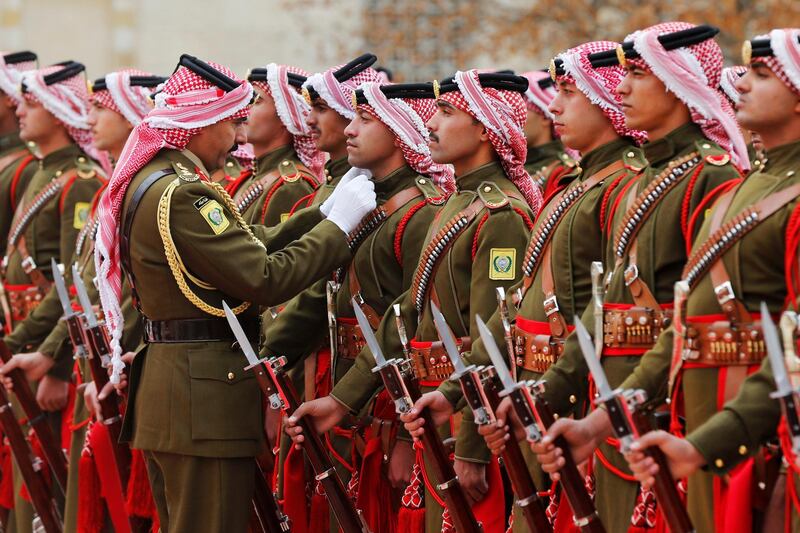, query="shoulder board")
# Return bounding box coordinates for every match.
[558,151,579,168]
[278,159,317,184]
[172,160,201,183]
[694,140,731,166]
[621,146,649,173]
[477,181,510,211]
[413,175,443,200]
[75,154,99,179]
